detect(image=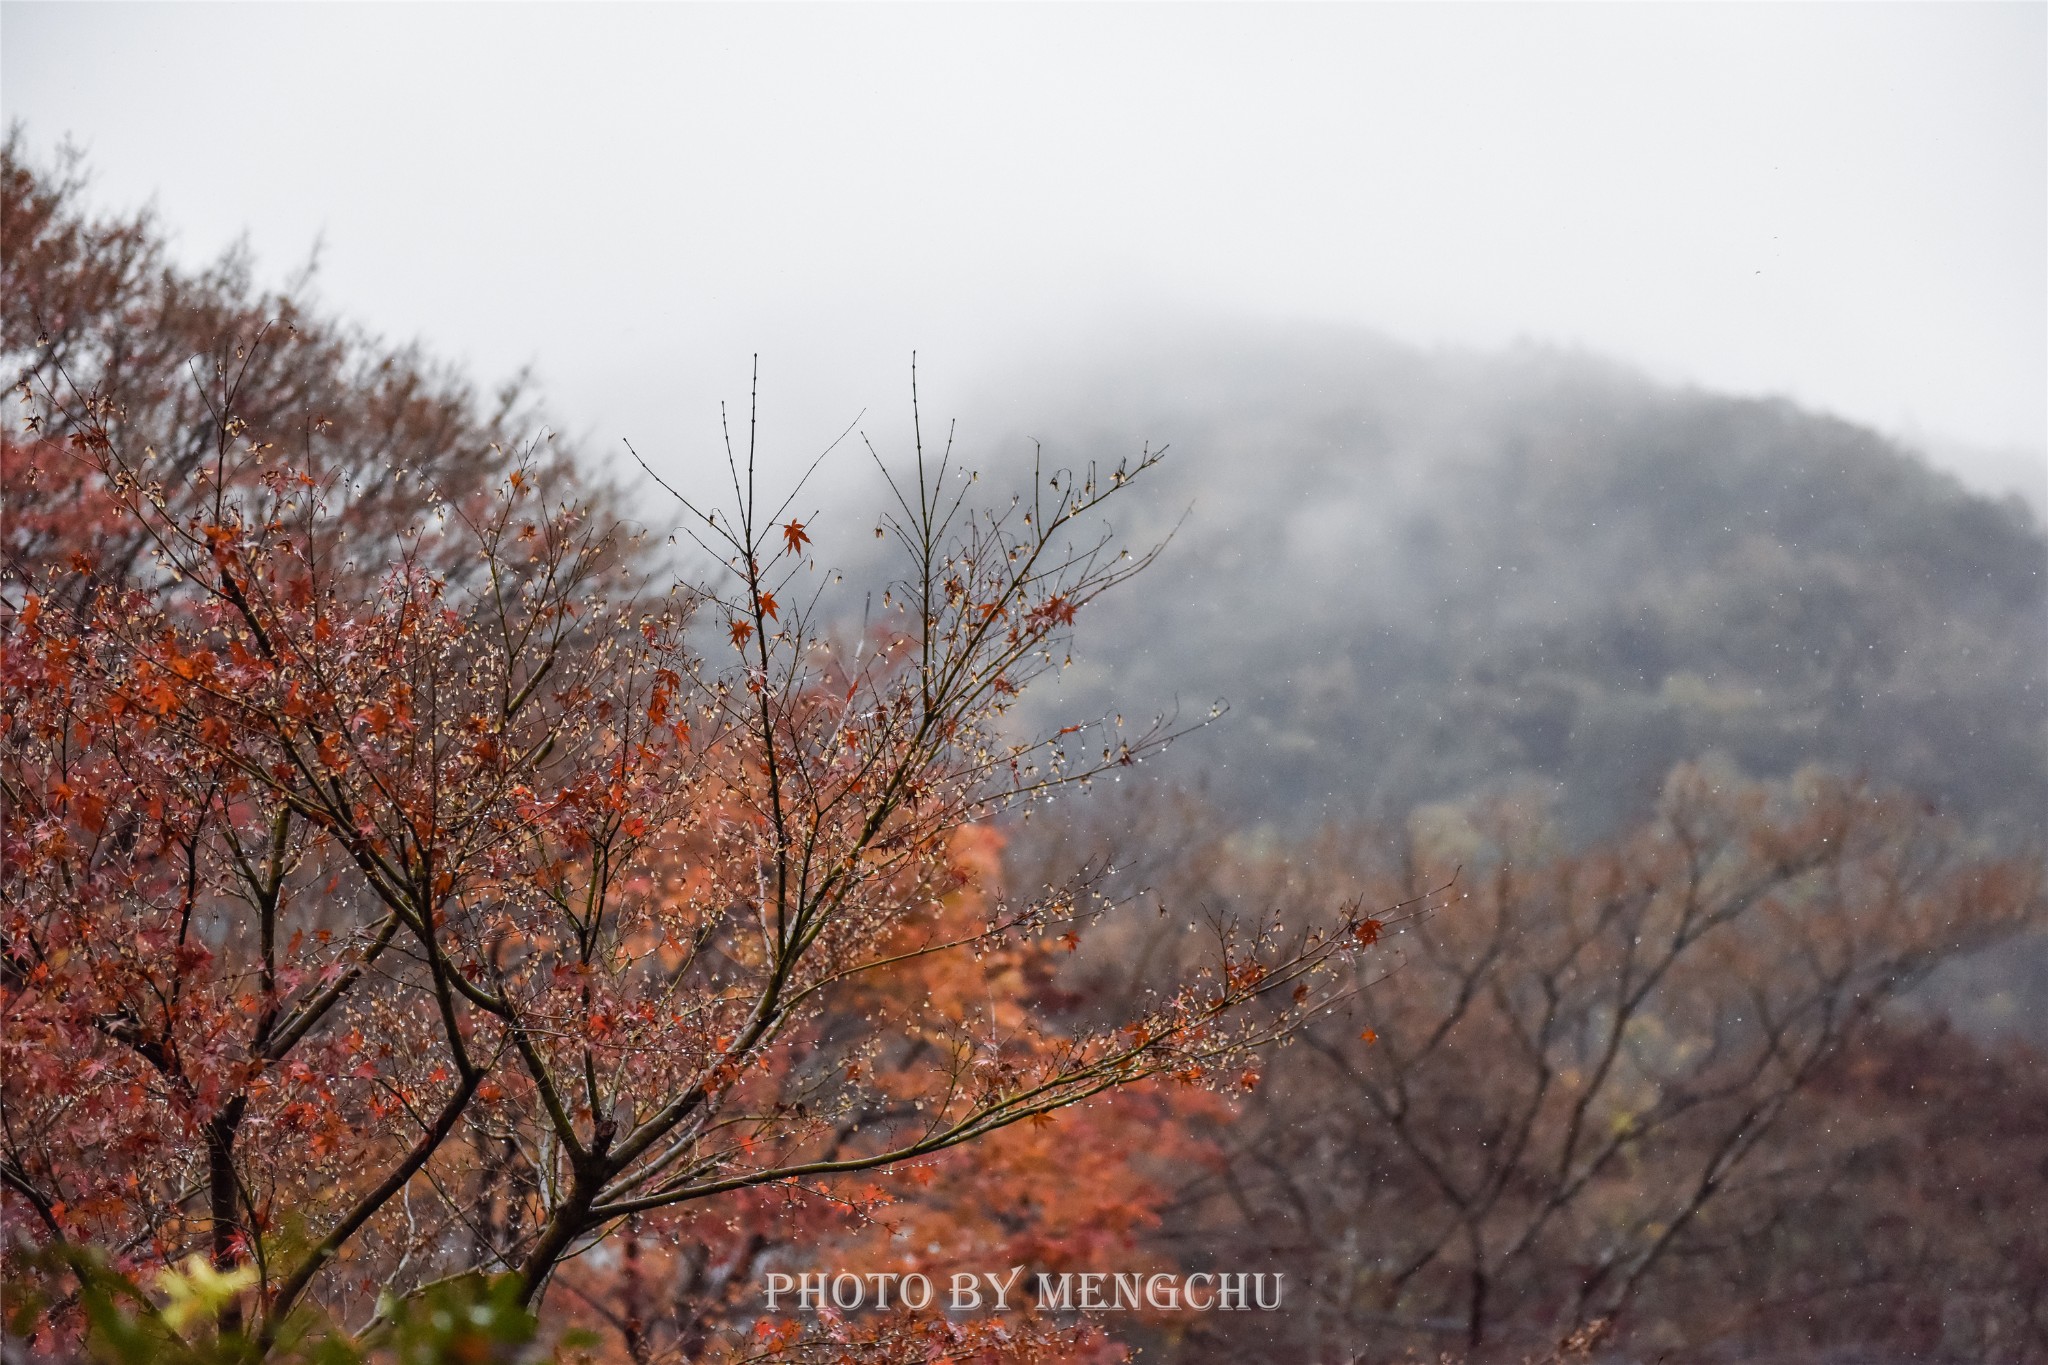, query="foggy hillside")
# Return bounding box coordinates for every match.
[939,324,2046,846]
